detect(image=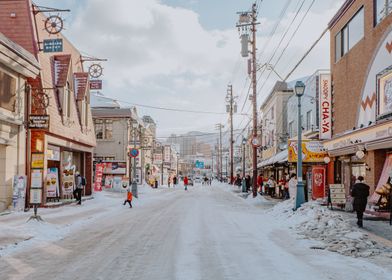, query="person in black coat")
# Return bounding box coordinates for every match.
[351,176,370,228]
